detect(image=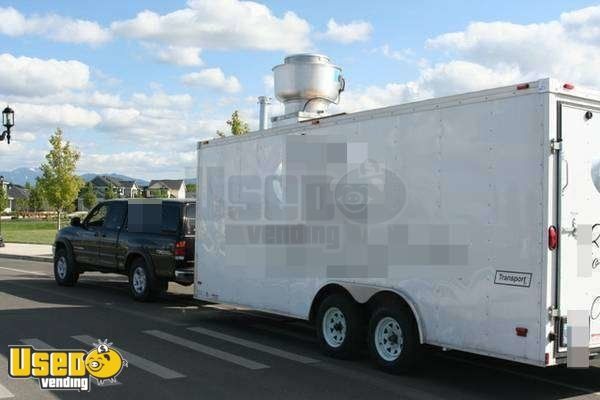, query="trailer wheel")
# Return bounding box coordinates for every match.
[54,248,79,286]
[315,294,362,359]
[368,305,419,373]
